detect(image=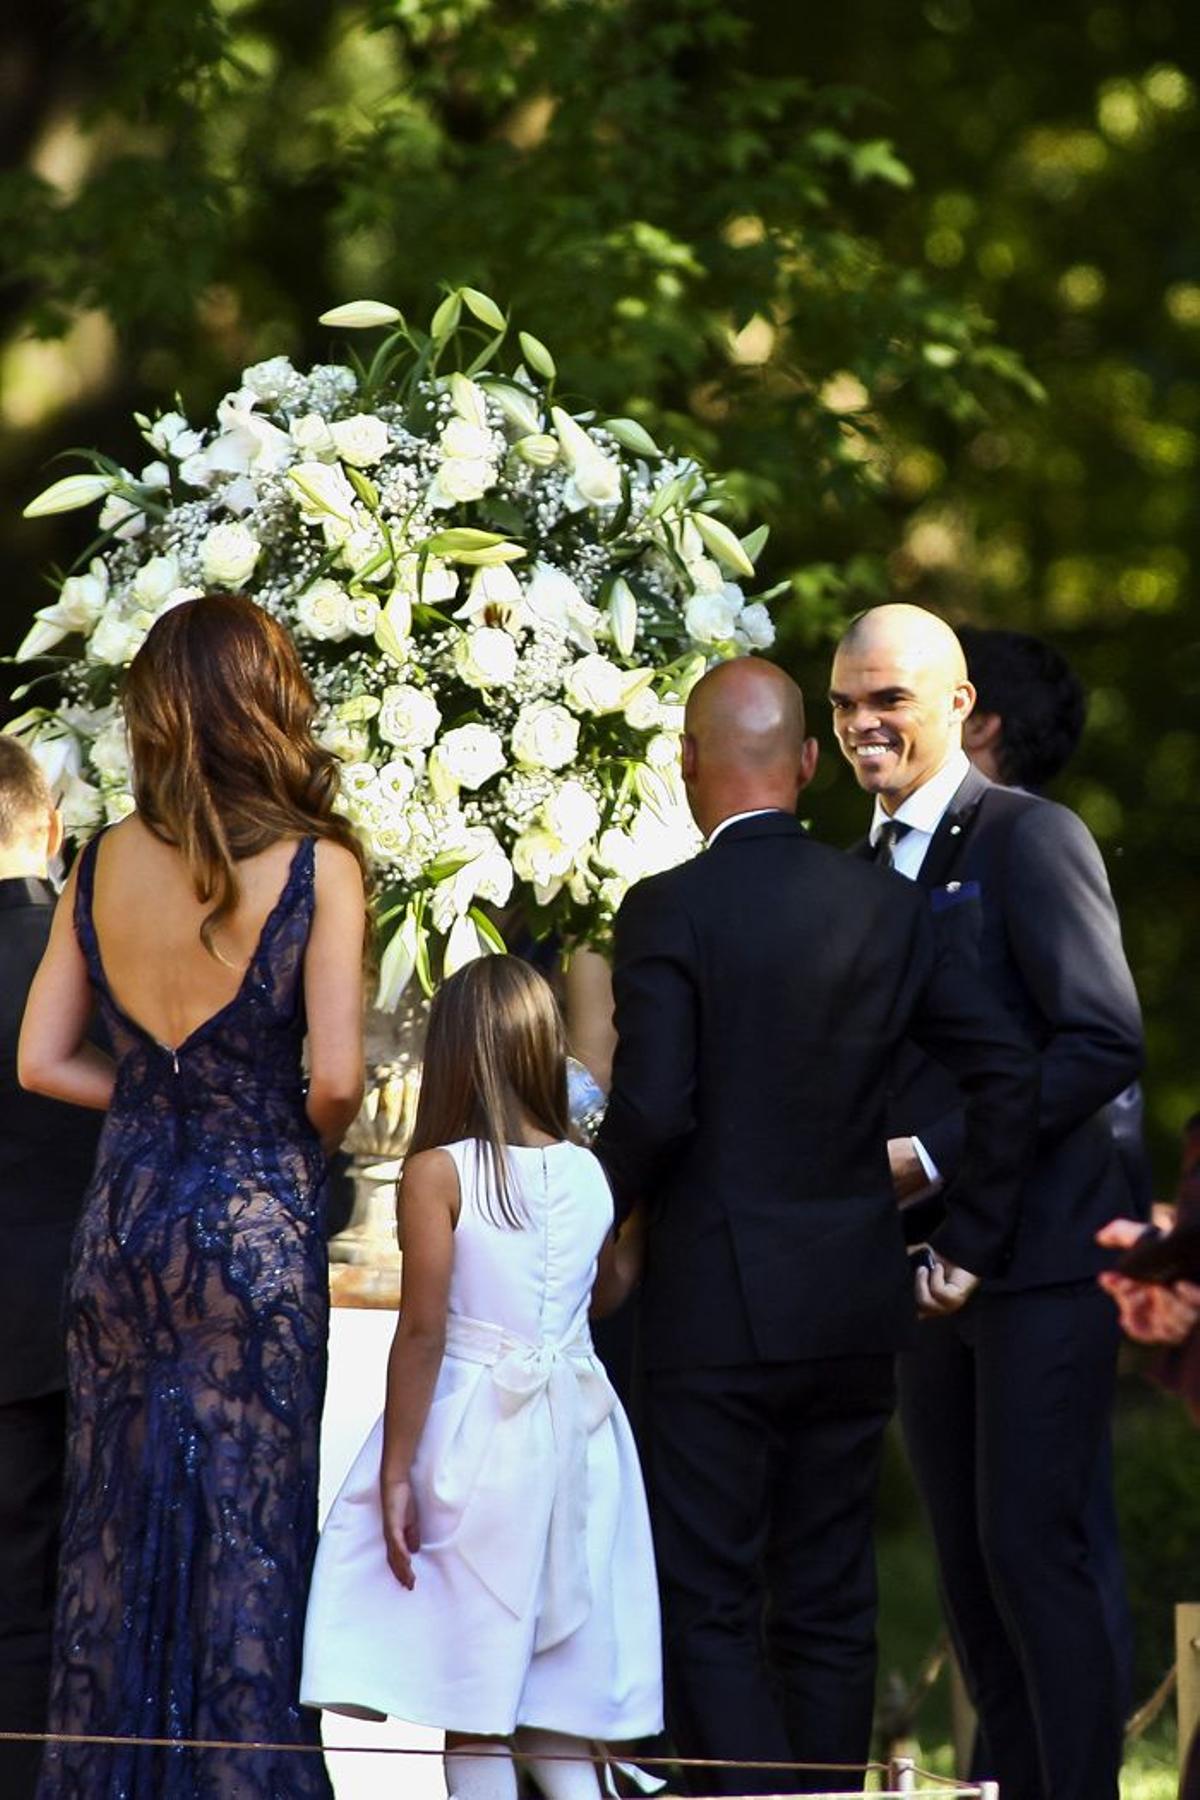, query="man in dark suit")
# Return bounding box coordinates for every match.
[595,658,1038,1795]
[0,737,102,1799]
[959,621,1145,1730]
[829,604,1144,1800]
